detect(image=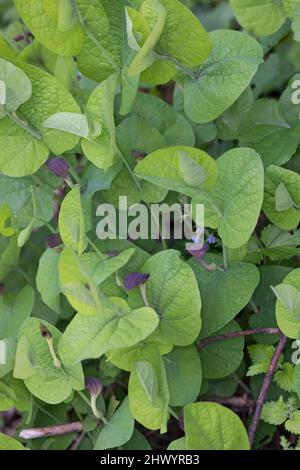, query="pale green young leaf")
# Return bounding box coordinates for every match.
[59,247,134,315]
[274,270,300,338]
[263,166,300,230]
[43,112,90,139]
[0,338,16,379]
[135,361,158,402]
[128,1,167,76]
[13,318,84,404]
[135,146,218,197]
[157,0,211,68]
[76,0,122,82]
[58,187,87,256]
[82,74,118,170]
[106,340,172,373]
[36,249,61,314]
[0,63,80,177]
[129,345,169,432]
[58,298,159,366]
[275,183,297,212]
[273,284,300,316]
[0,58,32,116]
[17,218,35,248]
[14,0,84,56]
